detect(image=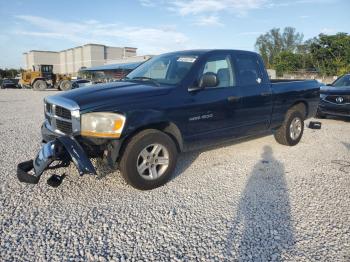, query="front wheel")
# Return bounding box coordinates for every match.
[119,129,178,190]
[274,106,305,146]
